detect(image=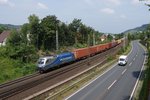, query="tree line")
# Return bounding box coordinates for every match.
[0,14,122,83]
[1,14,107,63]
[22,14,104,51]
